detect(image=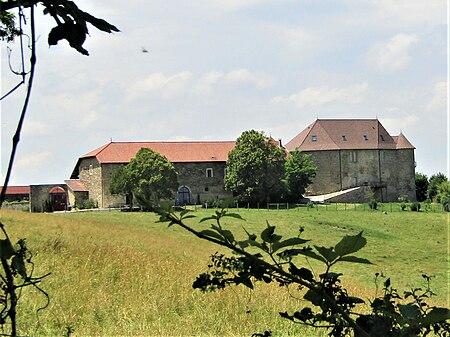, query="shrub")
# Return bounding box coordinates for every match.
[410,202,421,212]
[369,199,377,210]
